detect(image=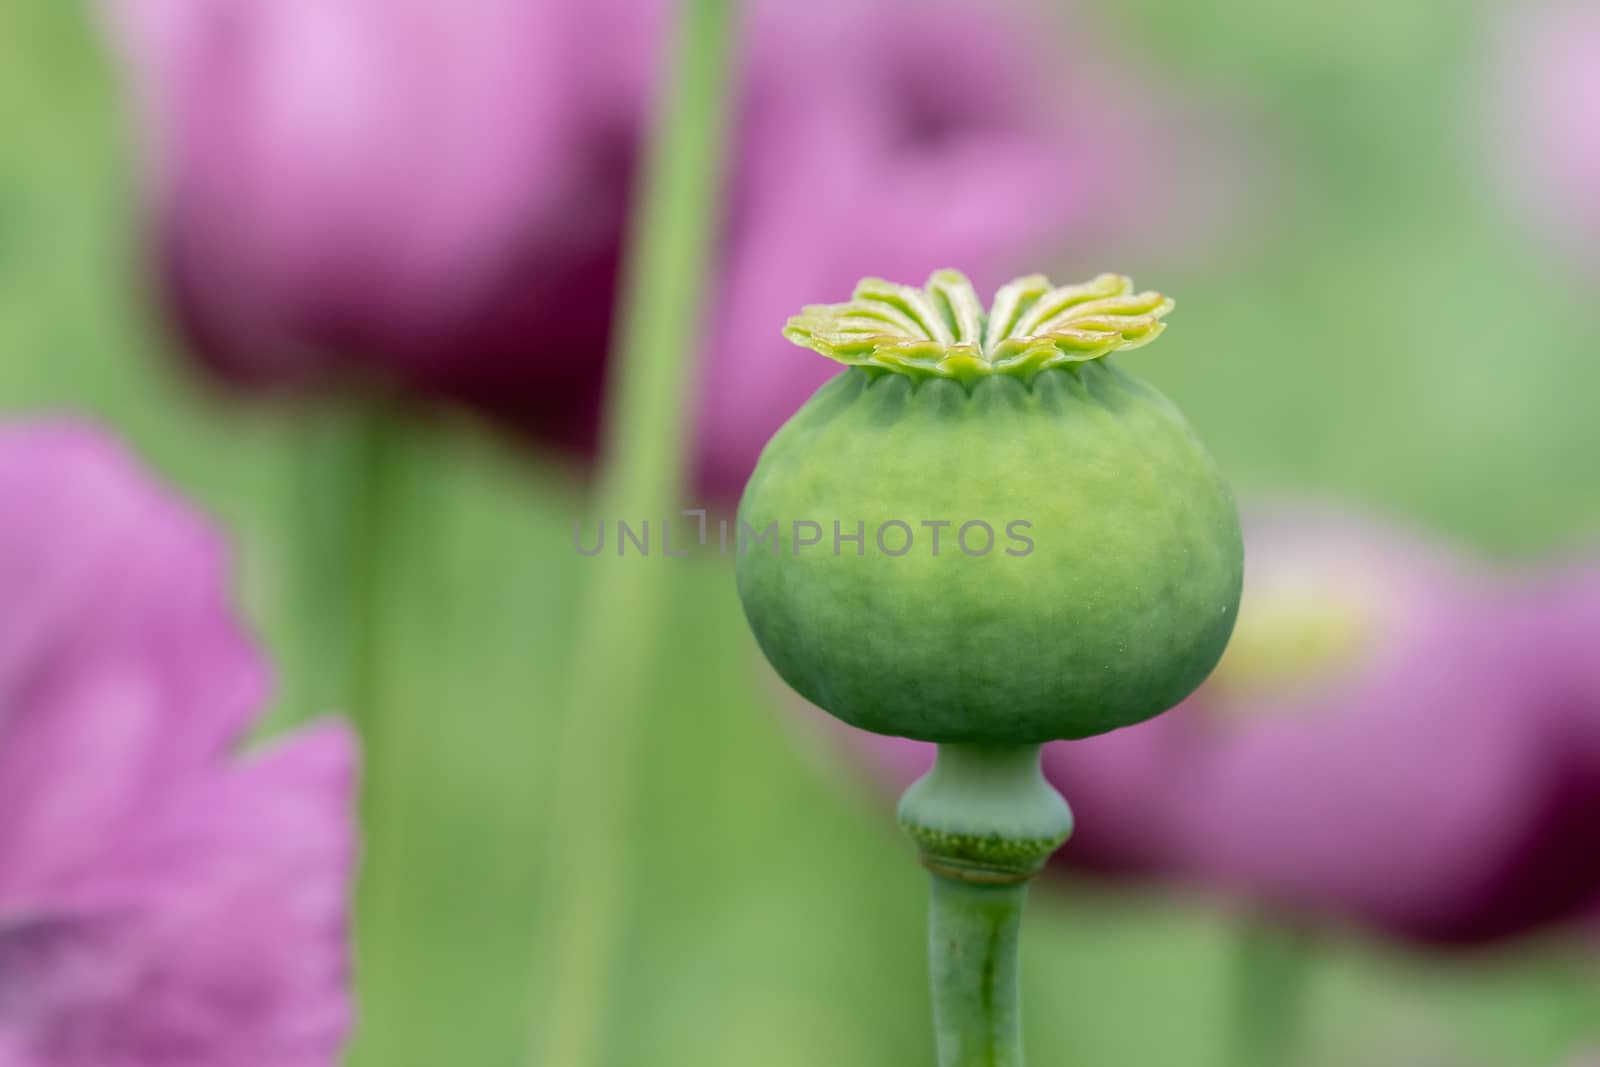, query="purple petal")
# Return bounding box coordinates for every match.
[0,423,266,896]
[0,420,357,1064]
[0,723,357,1067]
